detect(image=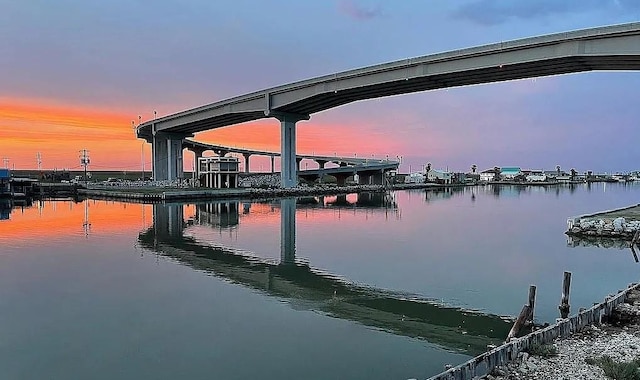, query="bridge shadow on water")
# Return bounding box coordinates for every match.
[138,193,512,356]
